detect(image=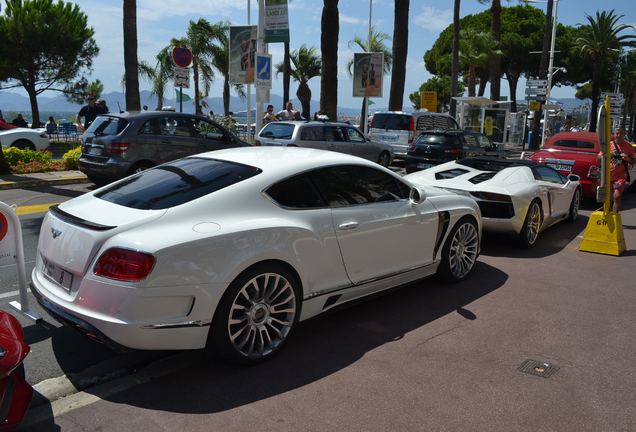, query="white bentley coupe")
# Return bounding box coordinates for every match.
[405,157,581,247]
[31,147,481,363]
